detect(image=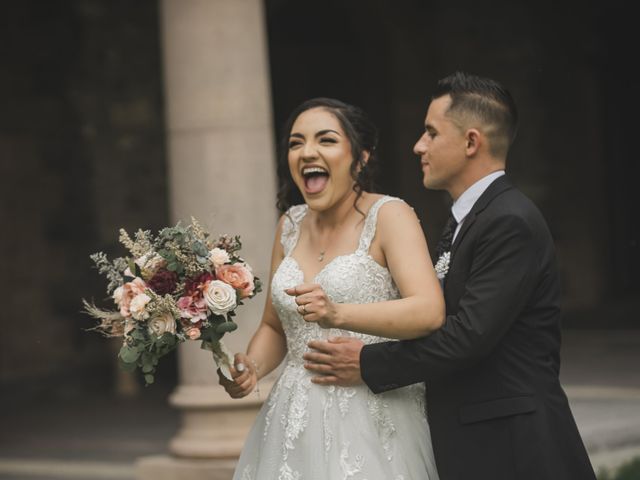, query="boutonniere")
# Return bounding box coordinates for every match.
[434,251,451,280]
